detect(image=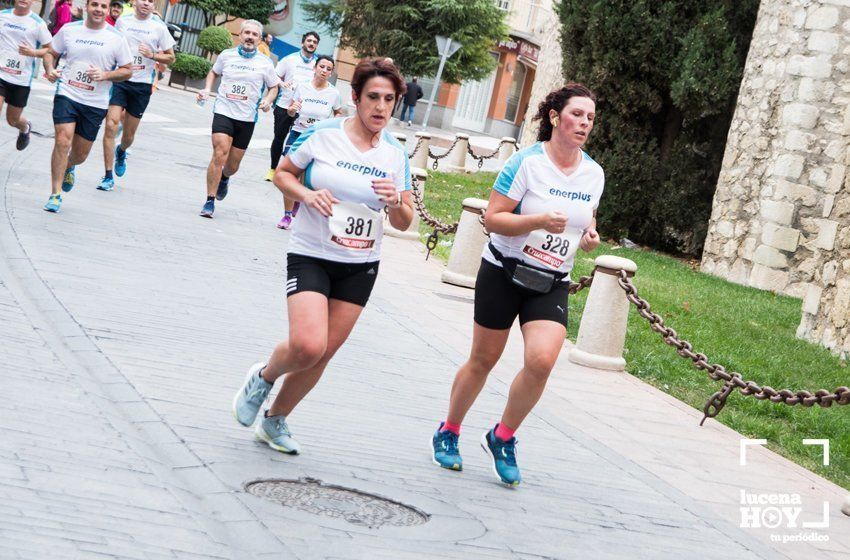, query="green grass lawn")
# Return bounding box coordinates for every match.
[418,171,850,490]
